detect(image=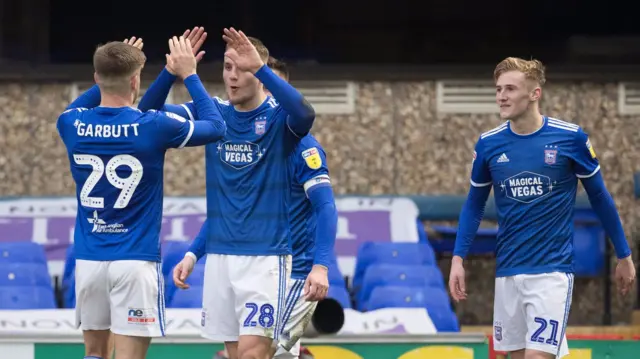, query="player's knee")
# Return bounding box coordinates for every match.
[524,349,555,359]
